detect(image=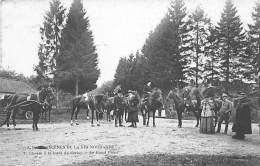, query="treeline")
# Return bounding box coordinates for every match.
[34,0,99,95]
[114,0,260,94]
